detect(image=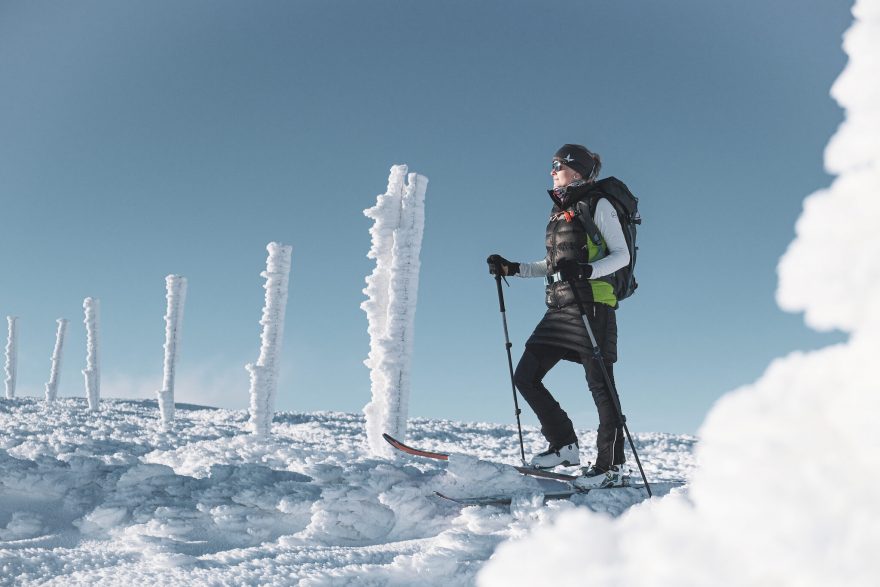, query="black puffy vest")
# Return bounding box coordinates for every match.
[543,184,599,309]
